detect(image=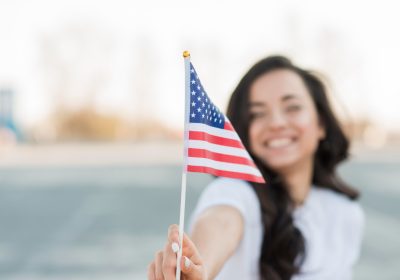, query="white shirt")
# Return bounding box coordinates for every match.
[189,178,364,280]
